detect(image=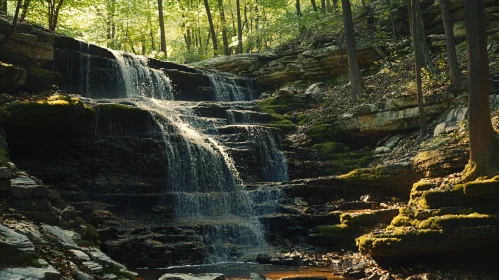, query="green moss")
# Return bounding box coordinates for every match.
[306,124,342,143]
[7,94,92,115]
[22,67,64,92]
[264,123,297,134]
[417,213,499,230]
[338,166,385,185]
[412,179,436,192]
[457,176,499,196]
[0,245,40,267]
[316,224,354,244]
[340,212,379,228]
[78,224,100,247]
[255,96,312,115]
